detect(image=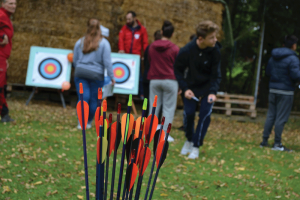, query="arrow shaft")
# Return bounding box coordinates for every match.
[99,126,104,200]
[122,129,135,199]
[110,113,120,200]
[80,94,90,200]
[144,124,164,200]
[116,143,126,200]
[104,121,111,200]
[134,175,143,200]
[148,132,170,200]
